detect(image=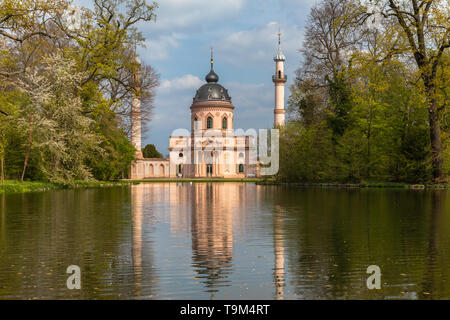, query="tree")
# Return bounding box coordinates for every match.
[281,0,444,183]
[296,0,364,141]
[59,0,160,136]
[287,78,327,127]
[299,0,366,83]
[326,71,354,140]
[142,144,163,158]
[0,0,67,43]
[19,52,101,183]
[370,0,449,181]
[0,0,160,183]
